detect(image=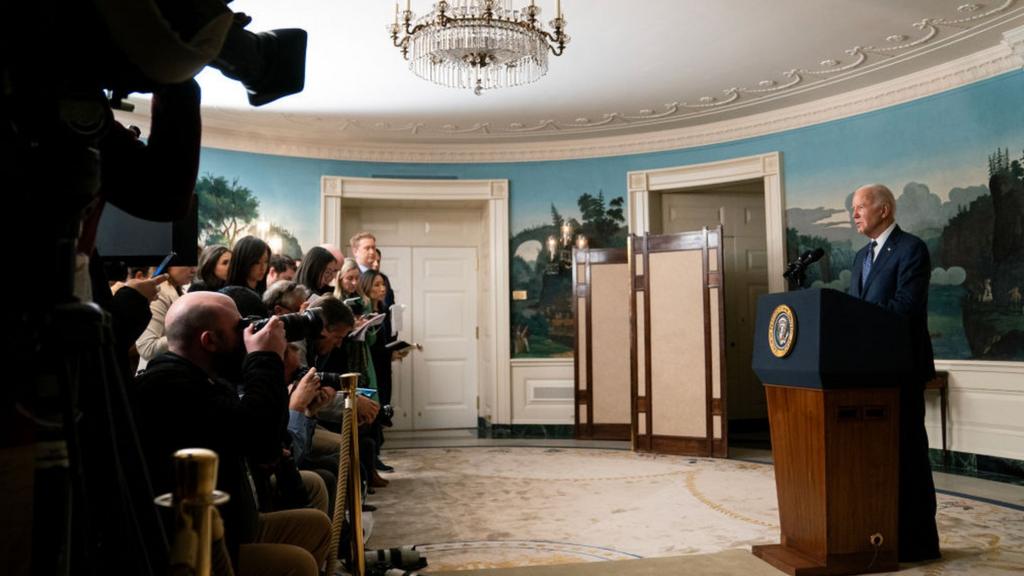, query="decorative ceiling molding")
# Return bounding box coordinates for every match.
[189,1,1022,142]
[128,40,1021,164]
